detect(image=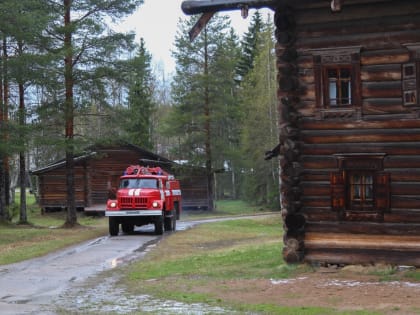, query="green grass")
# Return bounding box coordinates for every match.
[121,216,380,315]
[128,218,286,281]
[0,192,107,265]
[182,199,277,220]
[405,269,420,281]
[0,217,107,265]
